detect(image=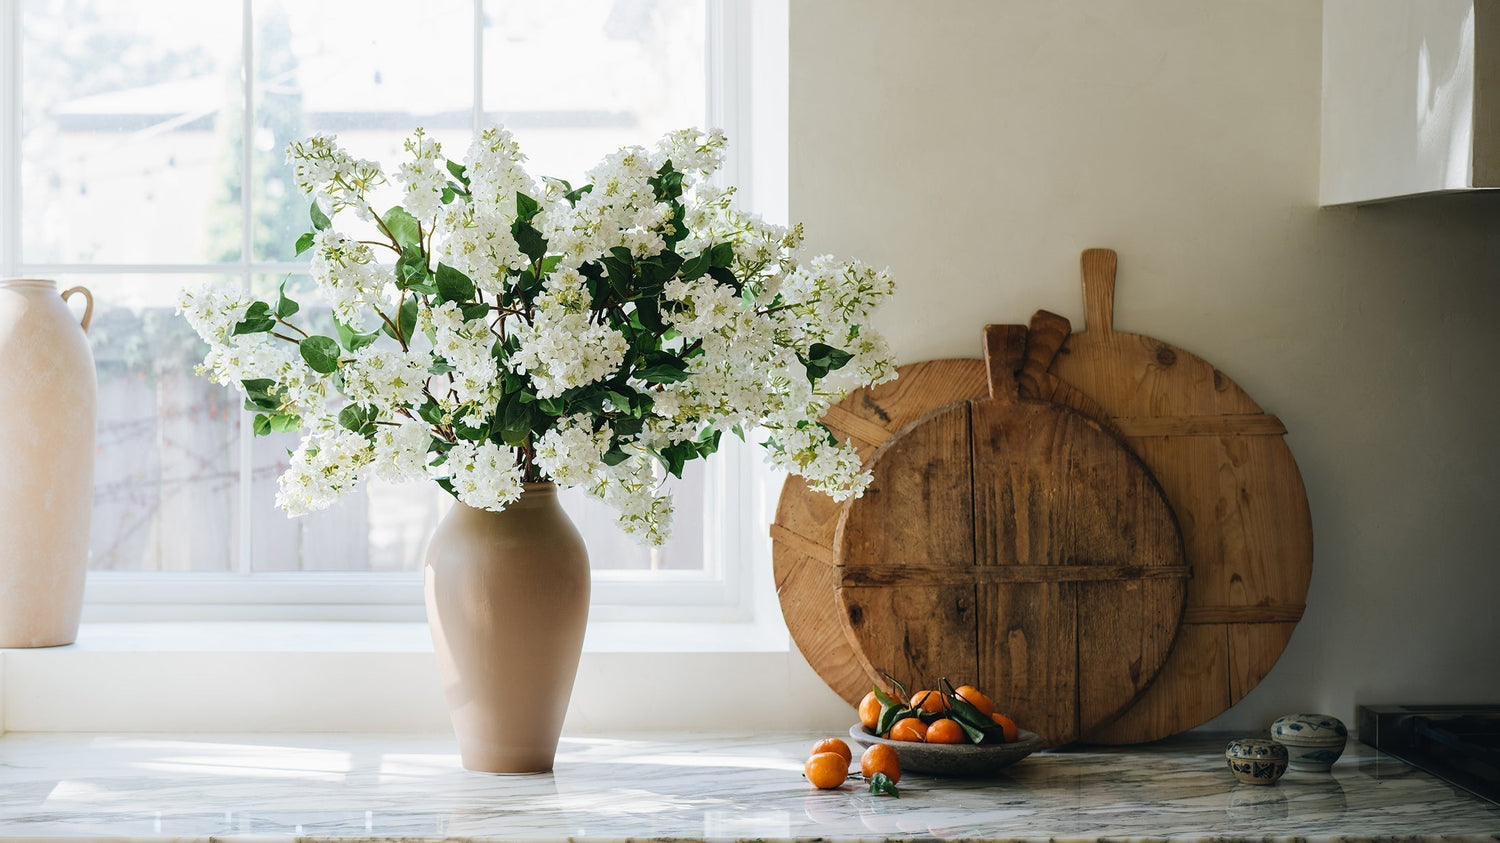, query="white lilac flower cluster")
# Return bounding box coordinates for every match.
[179,126,897,544]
